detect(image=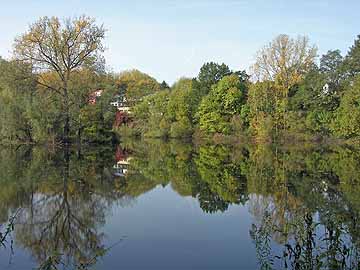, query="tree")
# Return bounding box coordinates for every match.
[252,35,317,134]
[197,62,231,91]
[197,62,248,96]
[13,16,106,142]
[331,75,360,138]
[197,74,246,134]
[342,35,360,78]
[0,58,37,142]
[252,34,317,90]
[167,78,199,138]
[289,67,336,135]
[320,50,343,91]
[132,90,170,137]
[160,80,170,89]
[79,84,117,143]
[68,69,116,143]
[247,81,276,140]
[116,69,160,104]
[320,50,343,74]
